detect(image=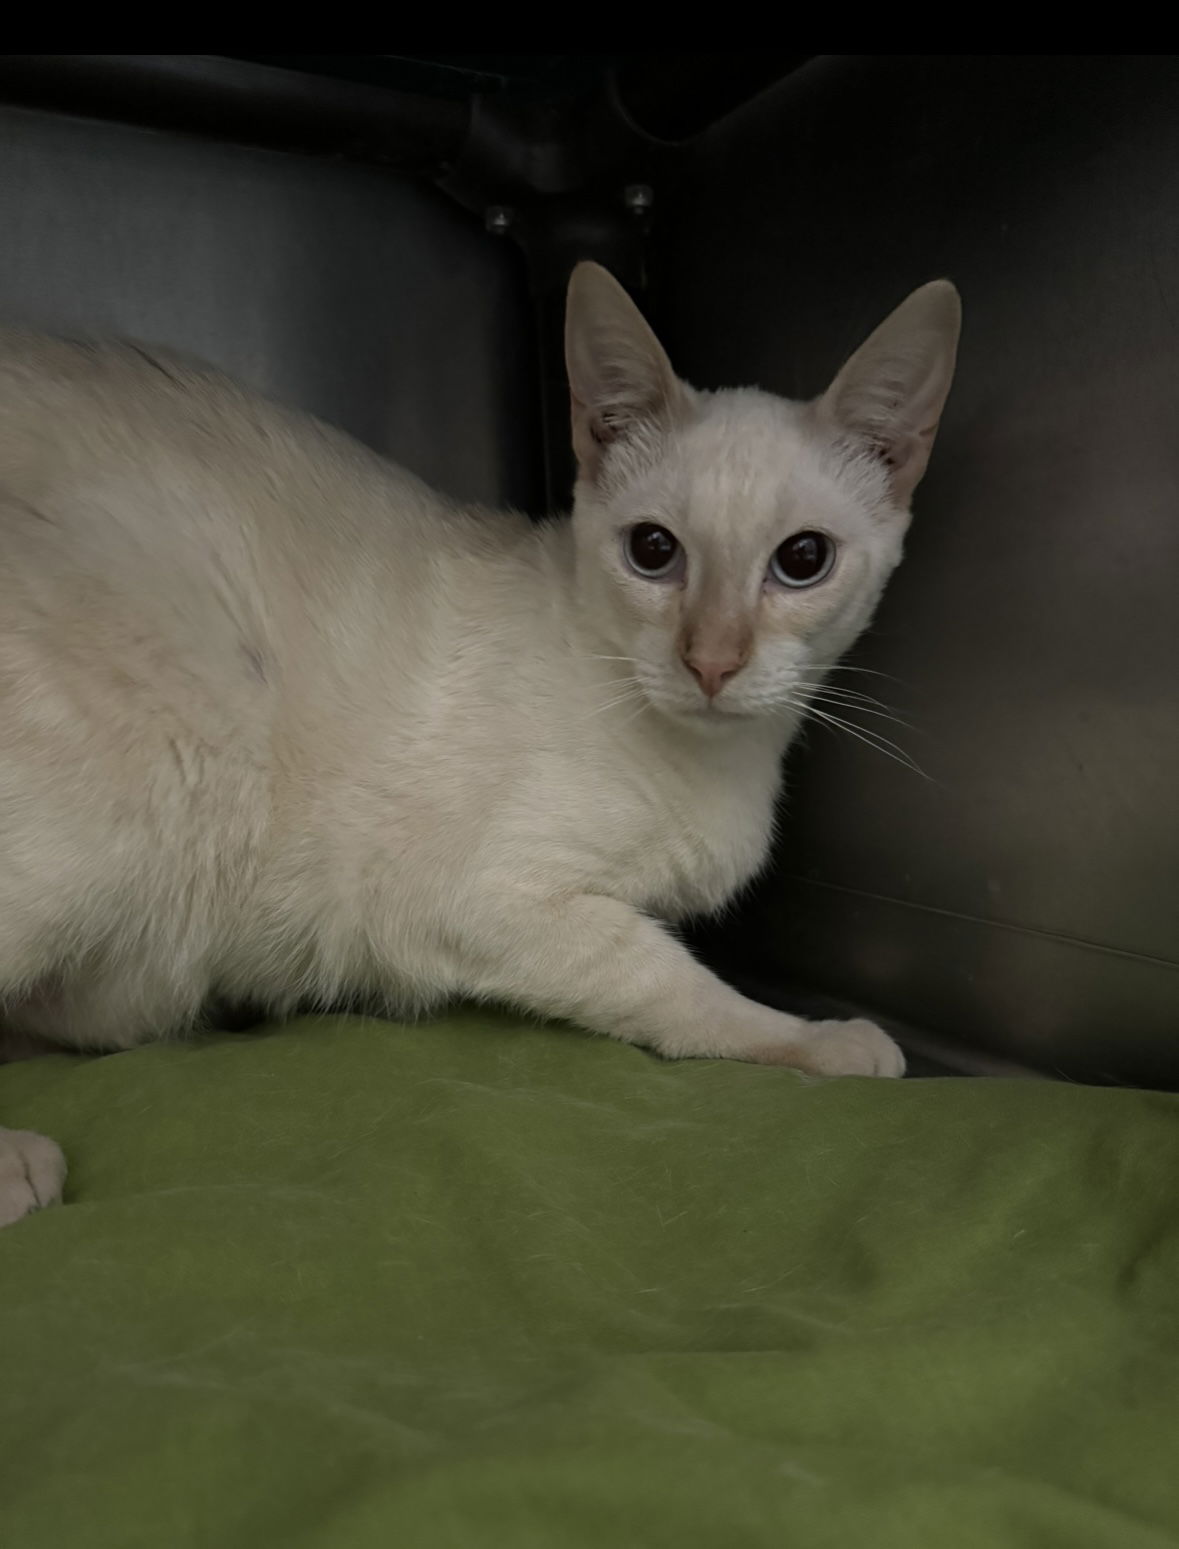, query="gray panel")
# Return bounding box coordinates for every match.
[0,102,538,509]
[663,56,1179,1084]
